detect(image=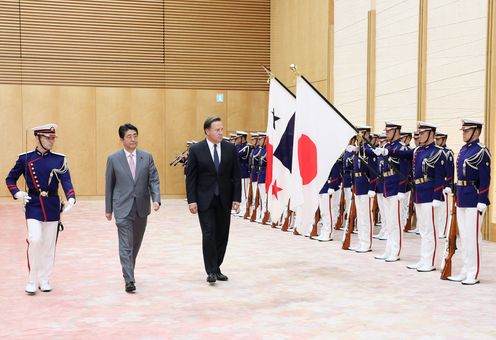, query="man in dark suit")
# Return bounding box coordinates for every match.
[105,123,161,293]
[186,116,241,284]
